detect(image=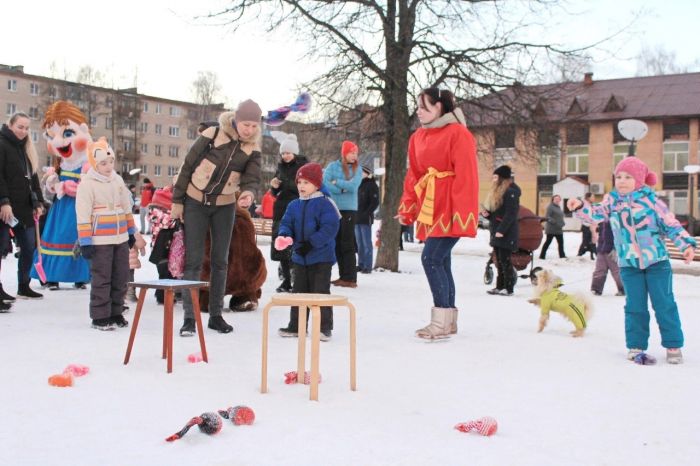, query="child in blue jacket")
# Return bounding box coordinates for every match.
[569,157,696,364]
[274,163,341,340]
